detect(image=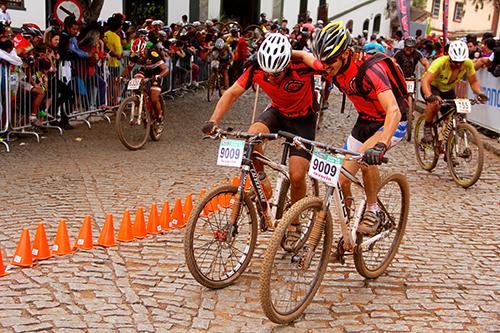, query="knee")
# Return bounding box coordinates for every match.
[289,168,306,187]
